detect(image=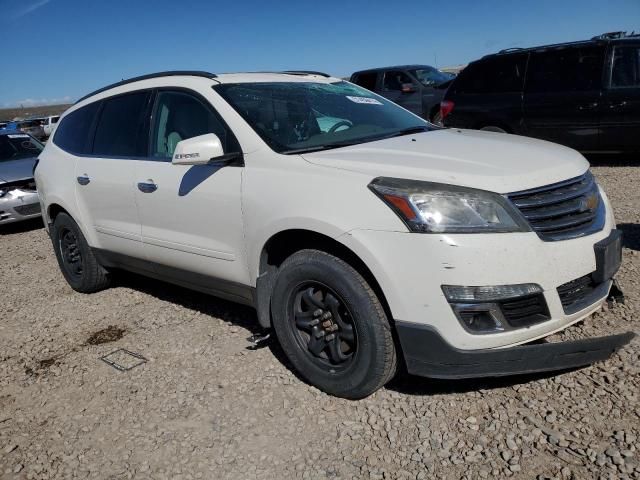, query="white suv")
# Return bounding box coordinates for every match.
[36,71,633,398]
